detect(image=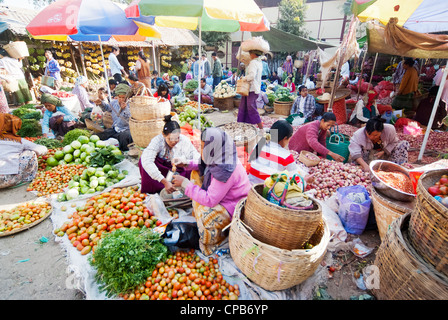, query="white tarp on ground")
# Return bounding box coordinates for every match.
[48,156,346,300]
